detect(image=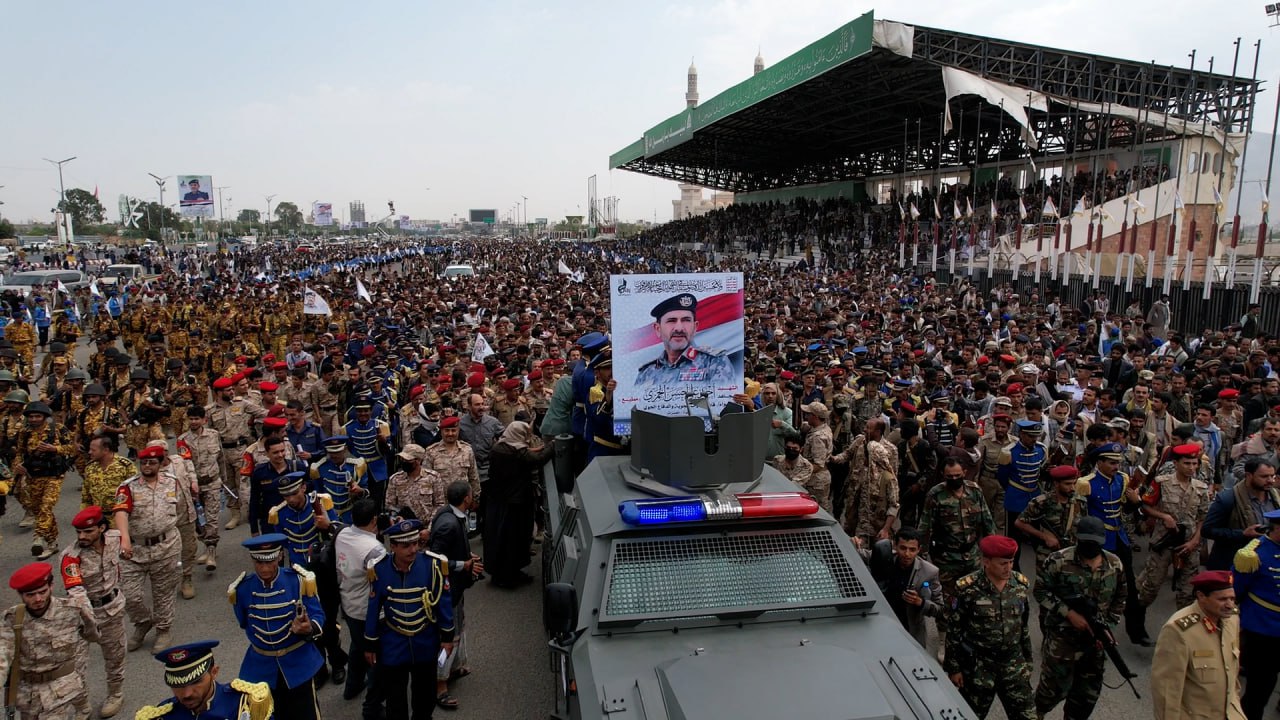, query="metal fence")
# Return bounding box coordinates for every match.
[918,264,1280,335]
